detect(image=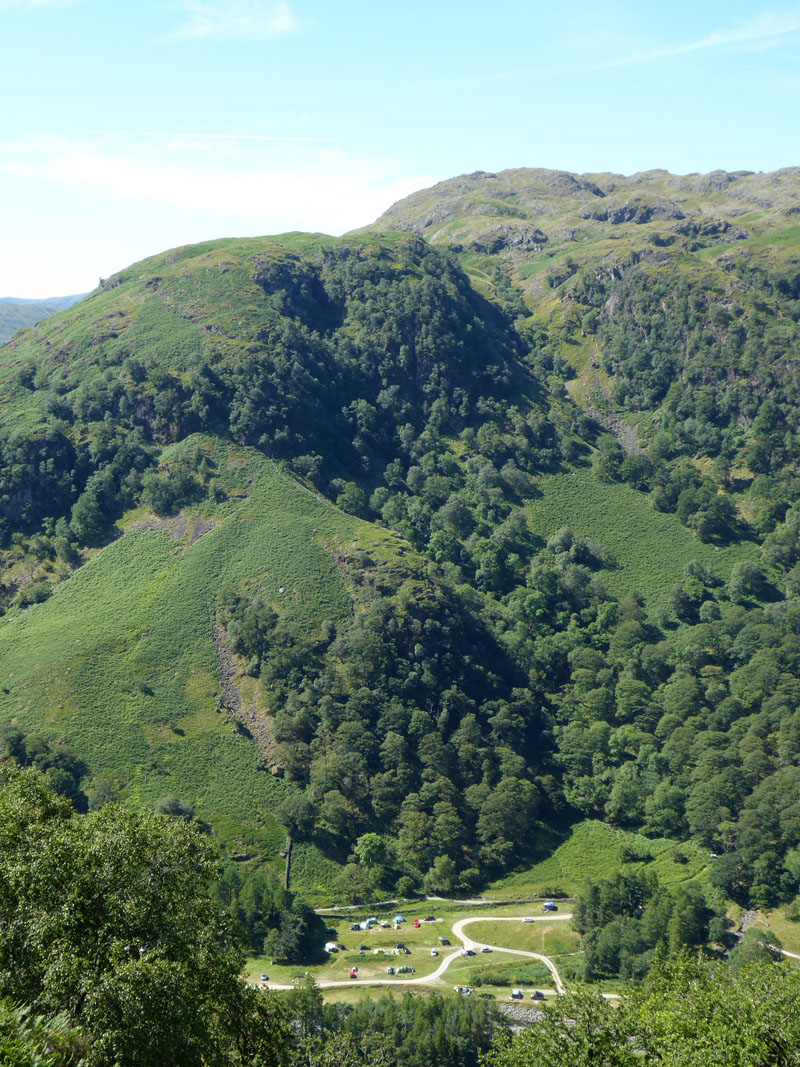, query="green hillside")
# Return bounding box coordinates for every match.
[2,181,800,927]
[0,441,360,885]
